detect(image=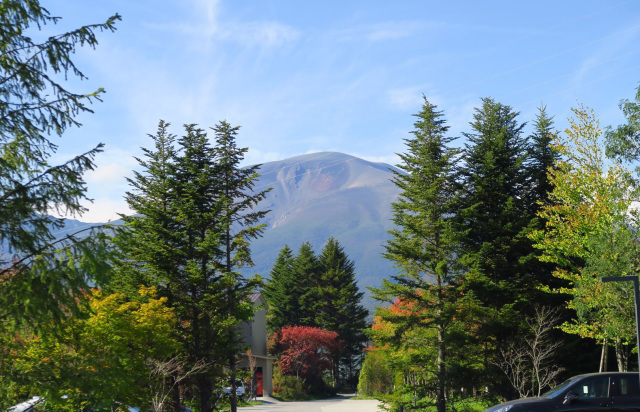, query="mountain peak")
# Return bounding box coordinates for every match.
[248,152,401,310]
